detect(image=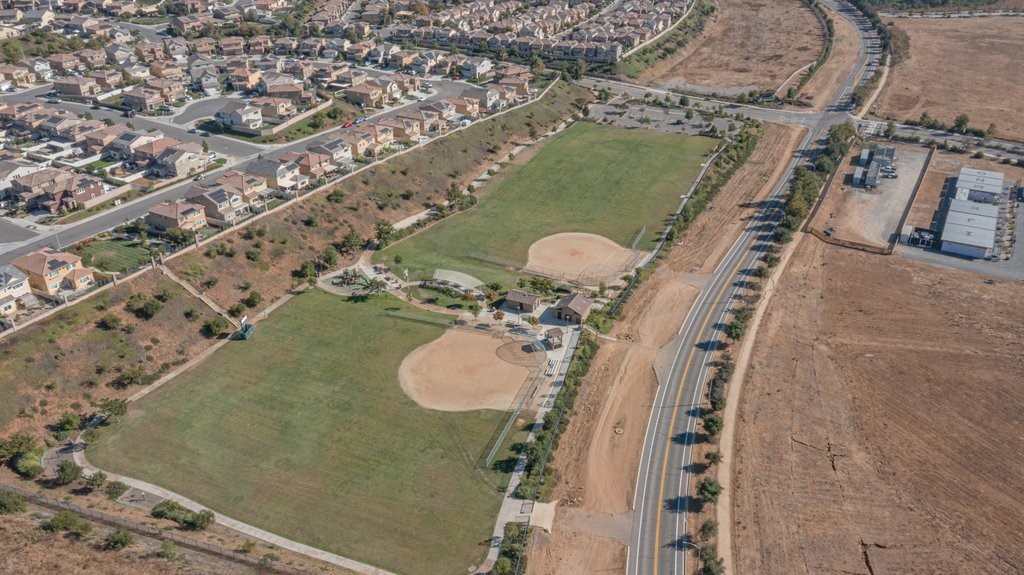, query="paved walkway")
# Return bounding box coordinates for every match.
[481,327,582,571]
[158,264,241,328]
